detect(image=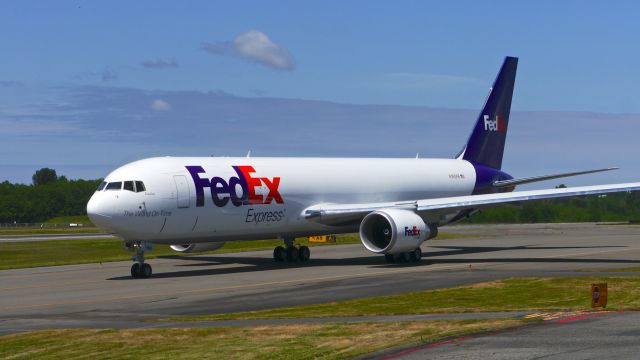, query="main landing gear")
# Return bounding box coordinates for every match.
[384,247,422,264]
[273,237,310,262]
[130,241,152,279]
